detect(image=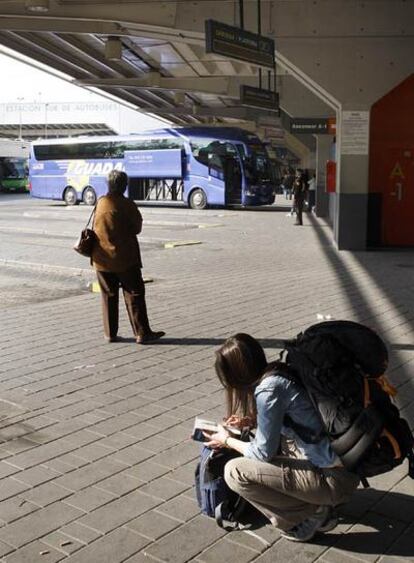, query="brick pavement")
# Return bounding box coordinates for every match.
[0,201,413,562]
